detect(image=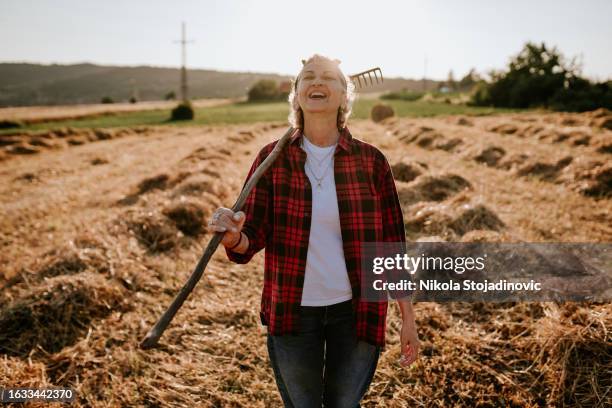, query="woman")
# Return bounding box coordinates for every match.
[208,54,420,407]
